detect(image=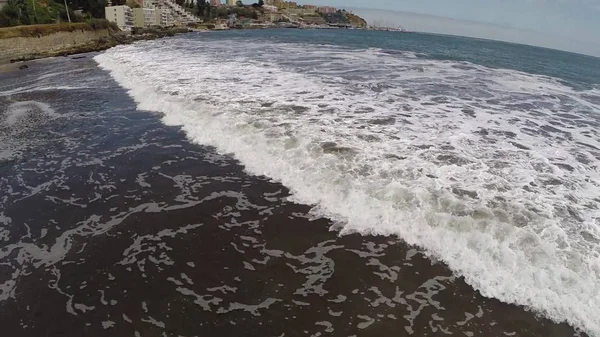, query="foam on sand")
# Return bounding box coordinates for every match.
[95,37,600,336]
